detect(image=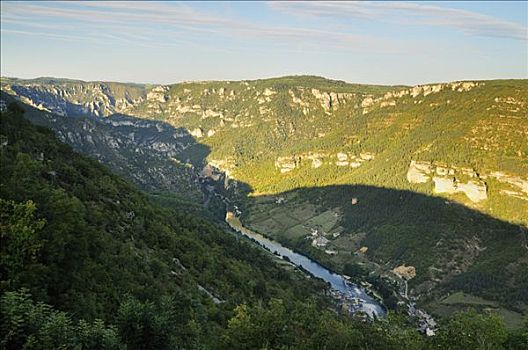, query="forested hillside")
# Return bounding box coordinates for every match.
[2,75,527,325]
